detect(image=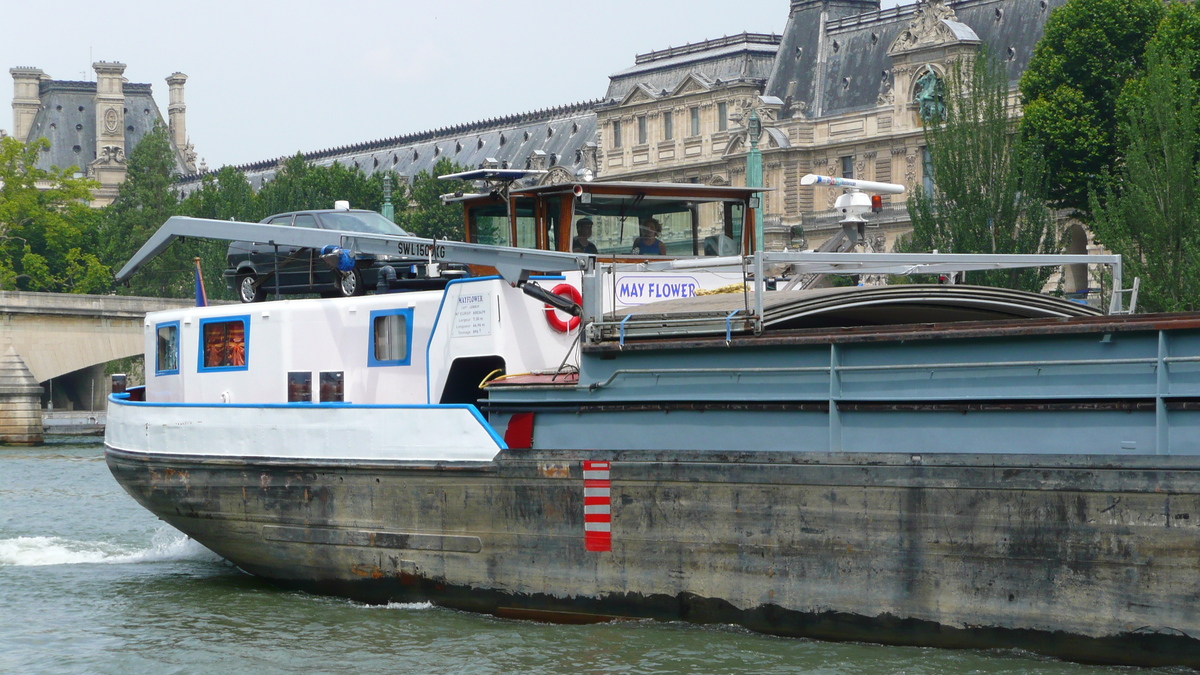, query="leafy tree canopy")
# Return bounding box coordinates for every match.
[902,49,1060,292]
[394,158,469,240]
[1019,0,1163,213]
[1090,47,1200,312]
[0,136,107,293]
